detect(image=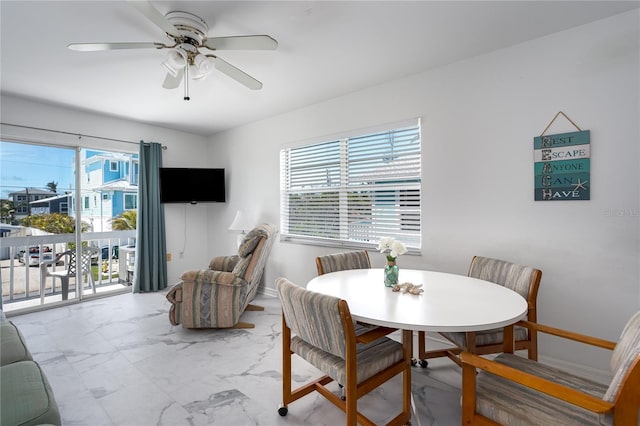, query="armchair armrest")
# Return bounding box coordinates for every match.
[356,326,398,344]
[39,251,70,275]
[178,269,249,328]
[40,259,55,273]
[517,320,617,350]
[208,255,240,272]
[181,269,246,286]
[460,352,614,414]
